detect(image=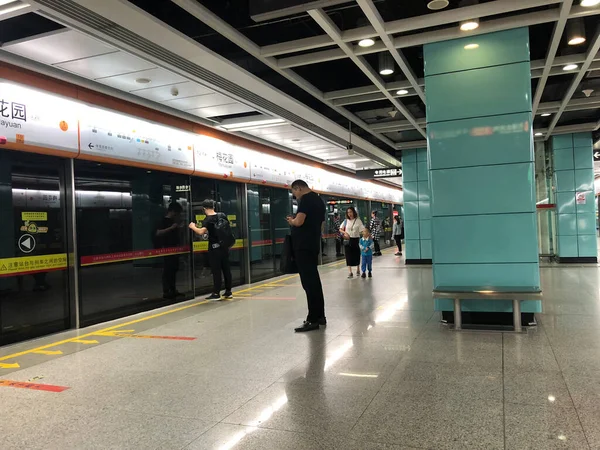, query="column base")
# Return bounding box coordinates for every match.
[406,259,432,265]
[557,257,598,264]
